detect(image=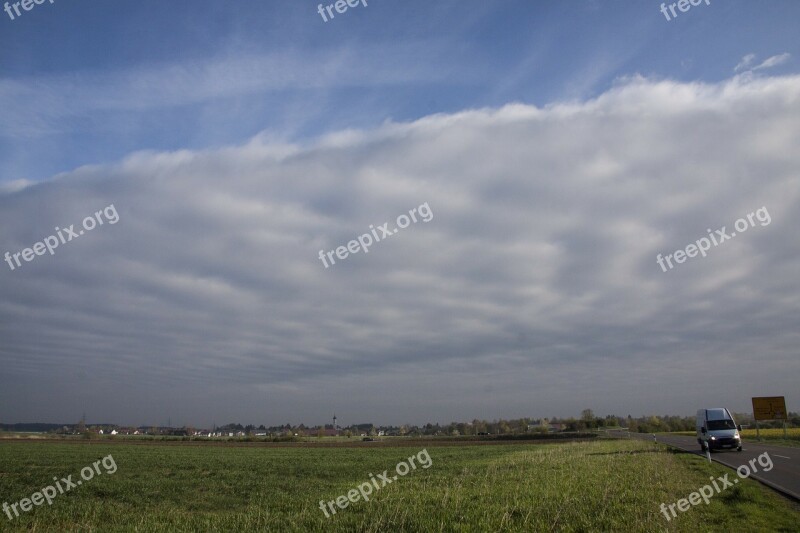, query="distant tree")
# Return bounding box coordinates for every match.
[344,430,352,438]
[581,409,595,421]
[565,418,581,432]
[534,419,549,434]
